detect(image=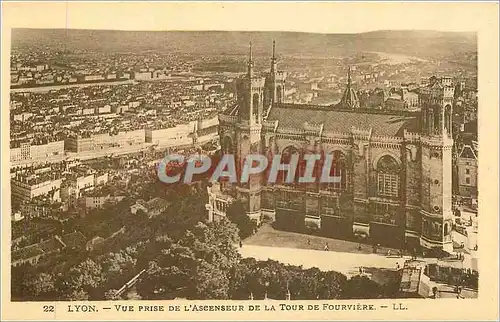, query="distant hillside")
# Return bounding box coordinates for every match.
[11,29,477,58]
